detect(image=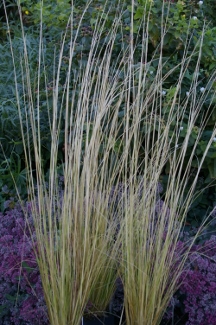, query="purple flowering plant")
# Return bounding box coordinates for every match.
[164,227,216,325]
[179,235,216,325]
[0,199,48,325]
